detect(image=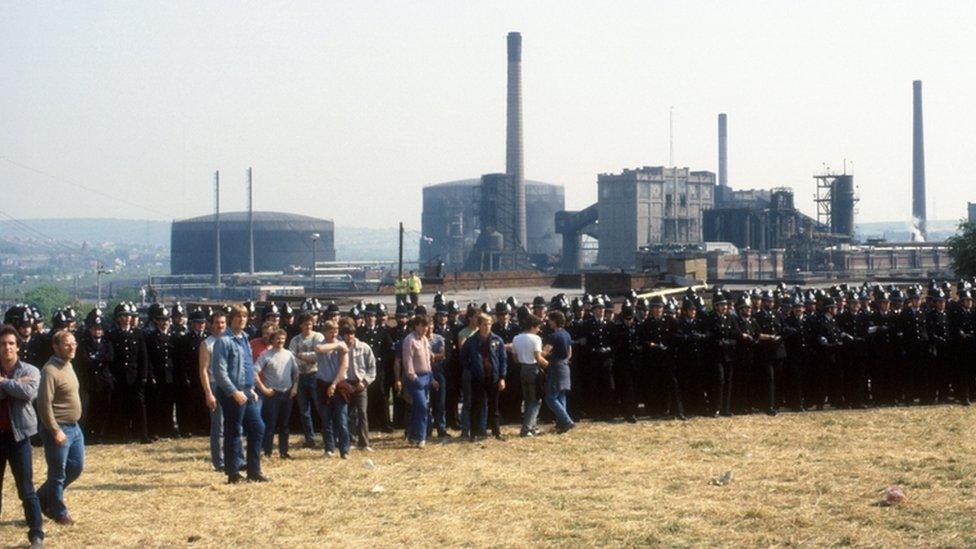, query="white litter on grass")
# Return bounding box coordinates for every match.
[710,470,734,486]
[370,484,385,493]
[364,459,378,470]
